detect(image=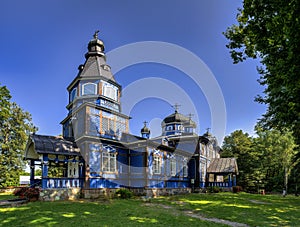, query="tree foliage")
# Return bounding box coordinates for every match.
[224,0,300,144]
[221,130,258,190]
[0,84,36,187]
[254,128,298,192]
[222,129,298,193]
